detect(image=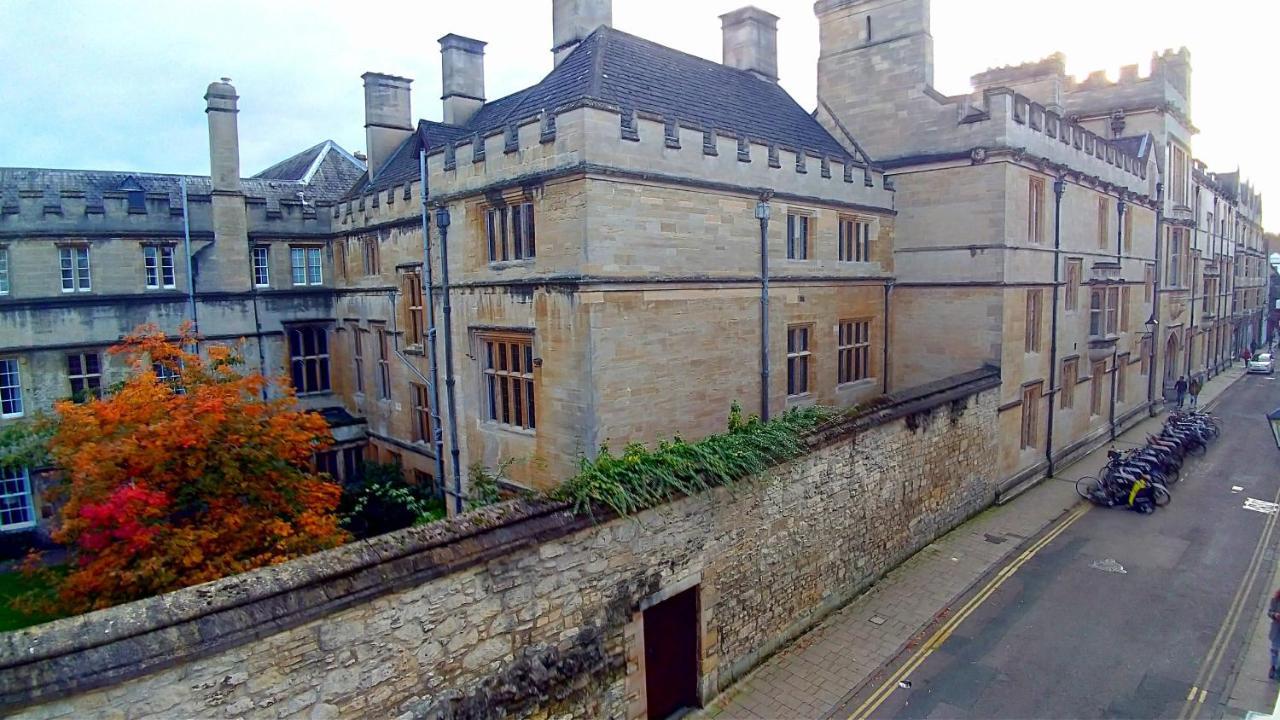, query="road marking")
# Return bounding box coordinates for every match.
[1186,686,1198,701]
[846,504,1090,720]
[1178,483,1280,720]
[1244,498,1278,515]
